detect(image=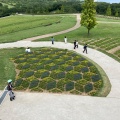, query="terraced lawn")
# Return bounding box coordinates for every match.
[0,14,76,43]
